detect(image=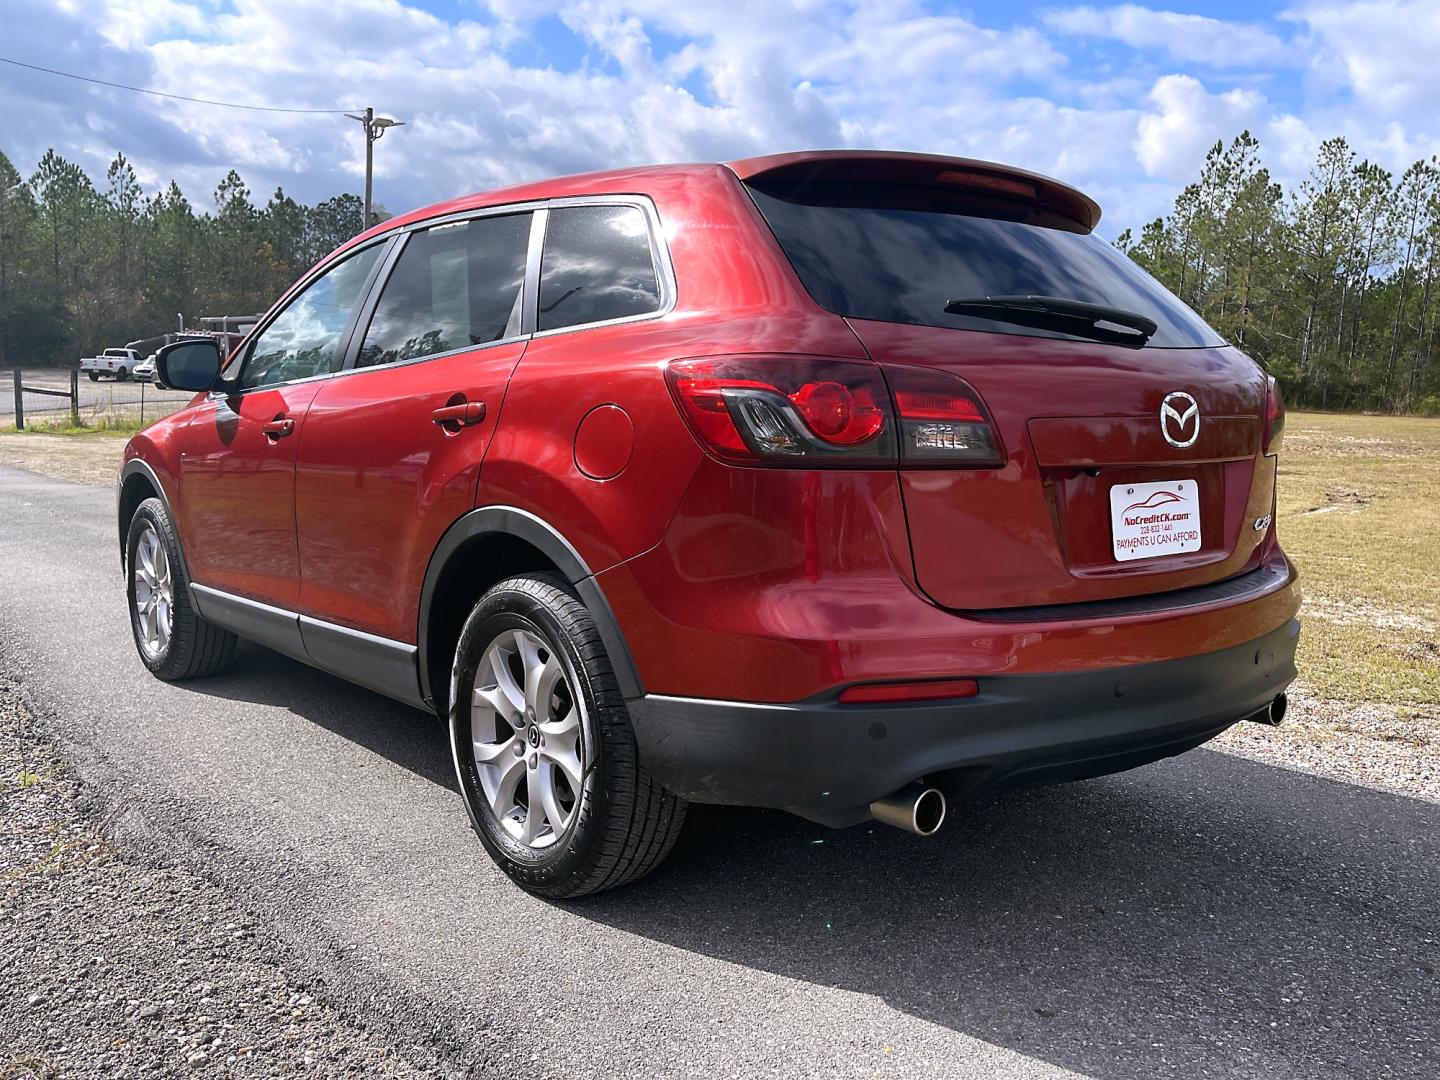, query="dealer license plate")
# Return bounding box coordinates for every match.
[1110,479,1201,562]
